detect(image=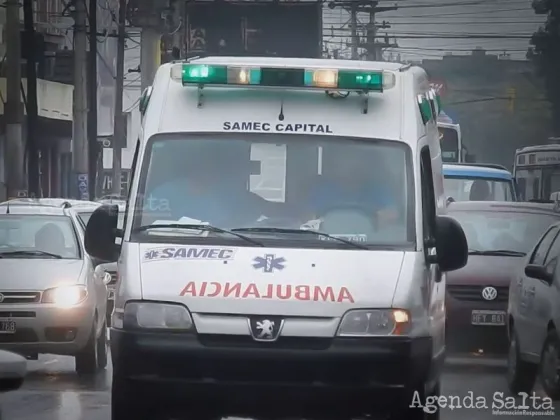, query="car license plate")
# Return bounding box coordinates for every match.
[0,320,16,334]
[471,310,506,326]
